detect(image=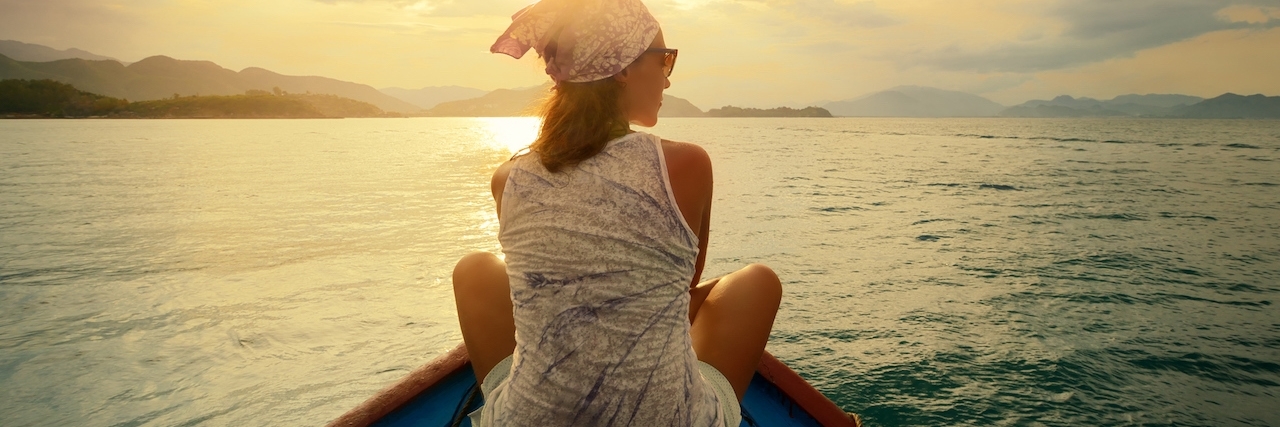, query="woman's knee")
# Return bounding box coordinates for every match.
[453,252,506,292]
[455,251,500,271]
[735,263,782,301]
[741,263,779,284]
